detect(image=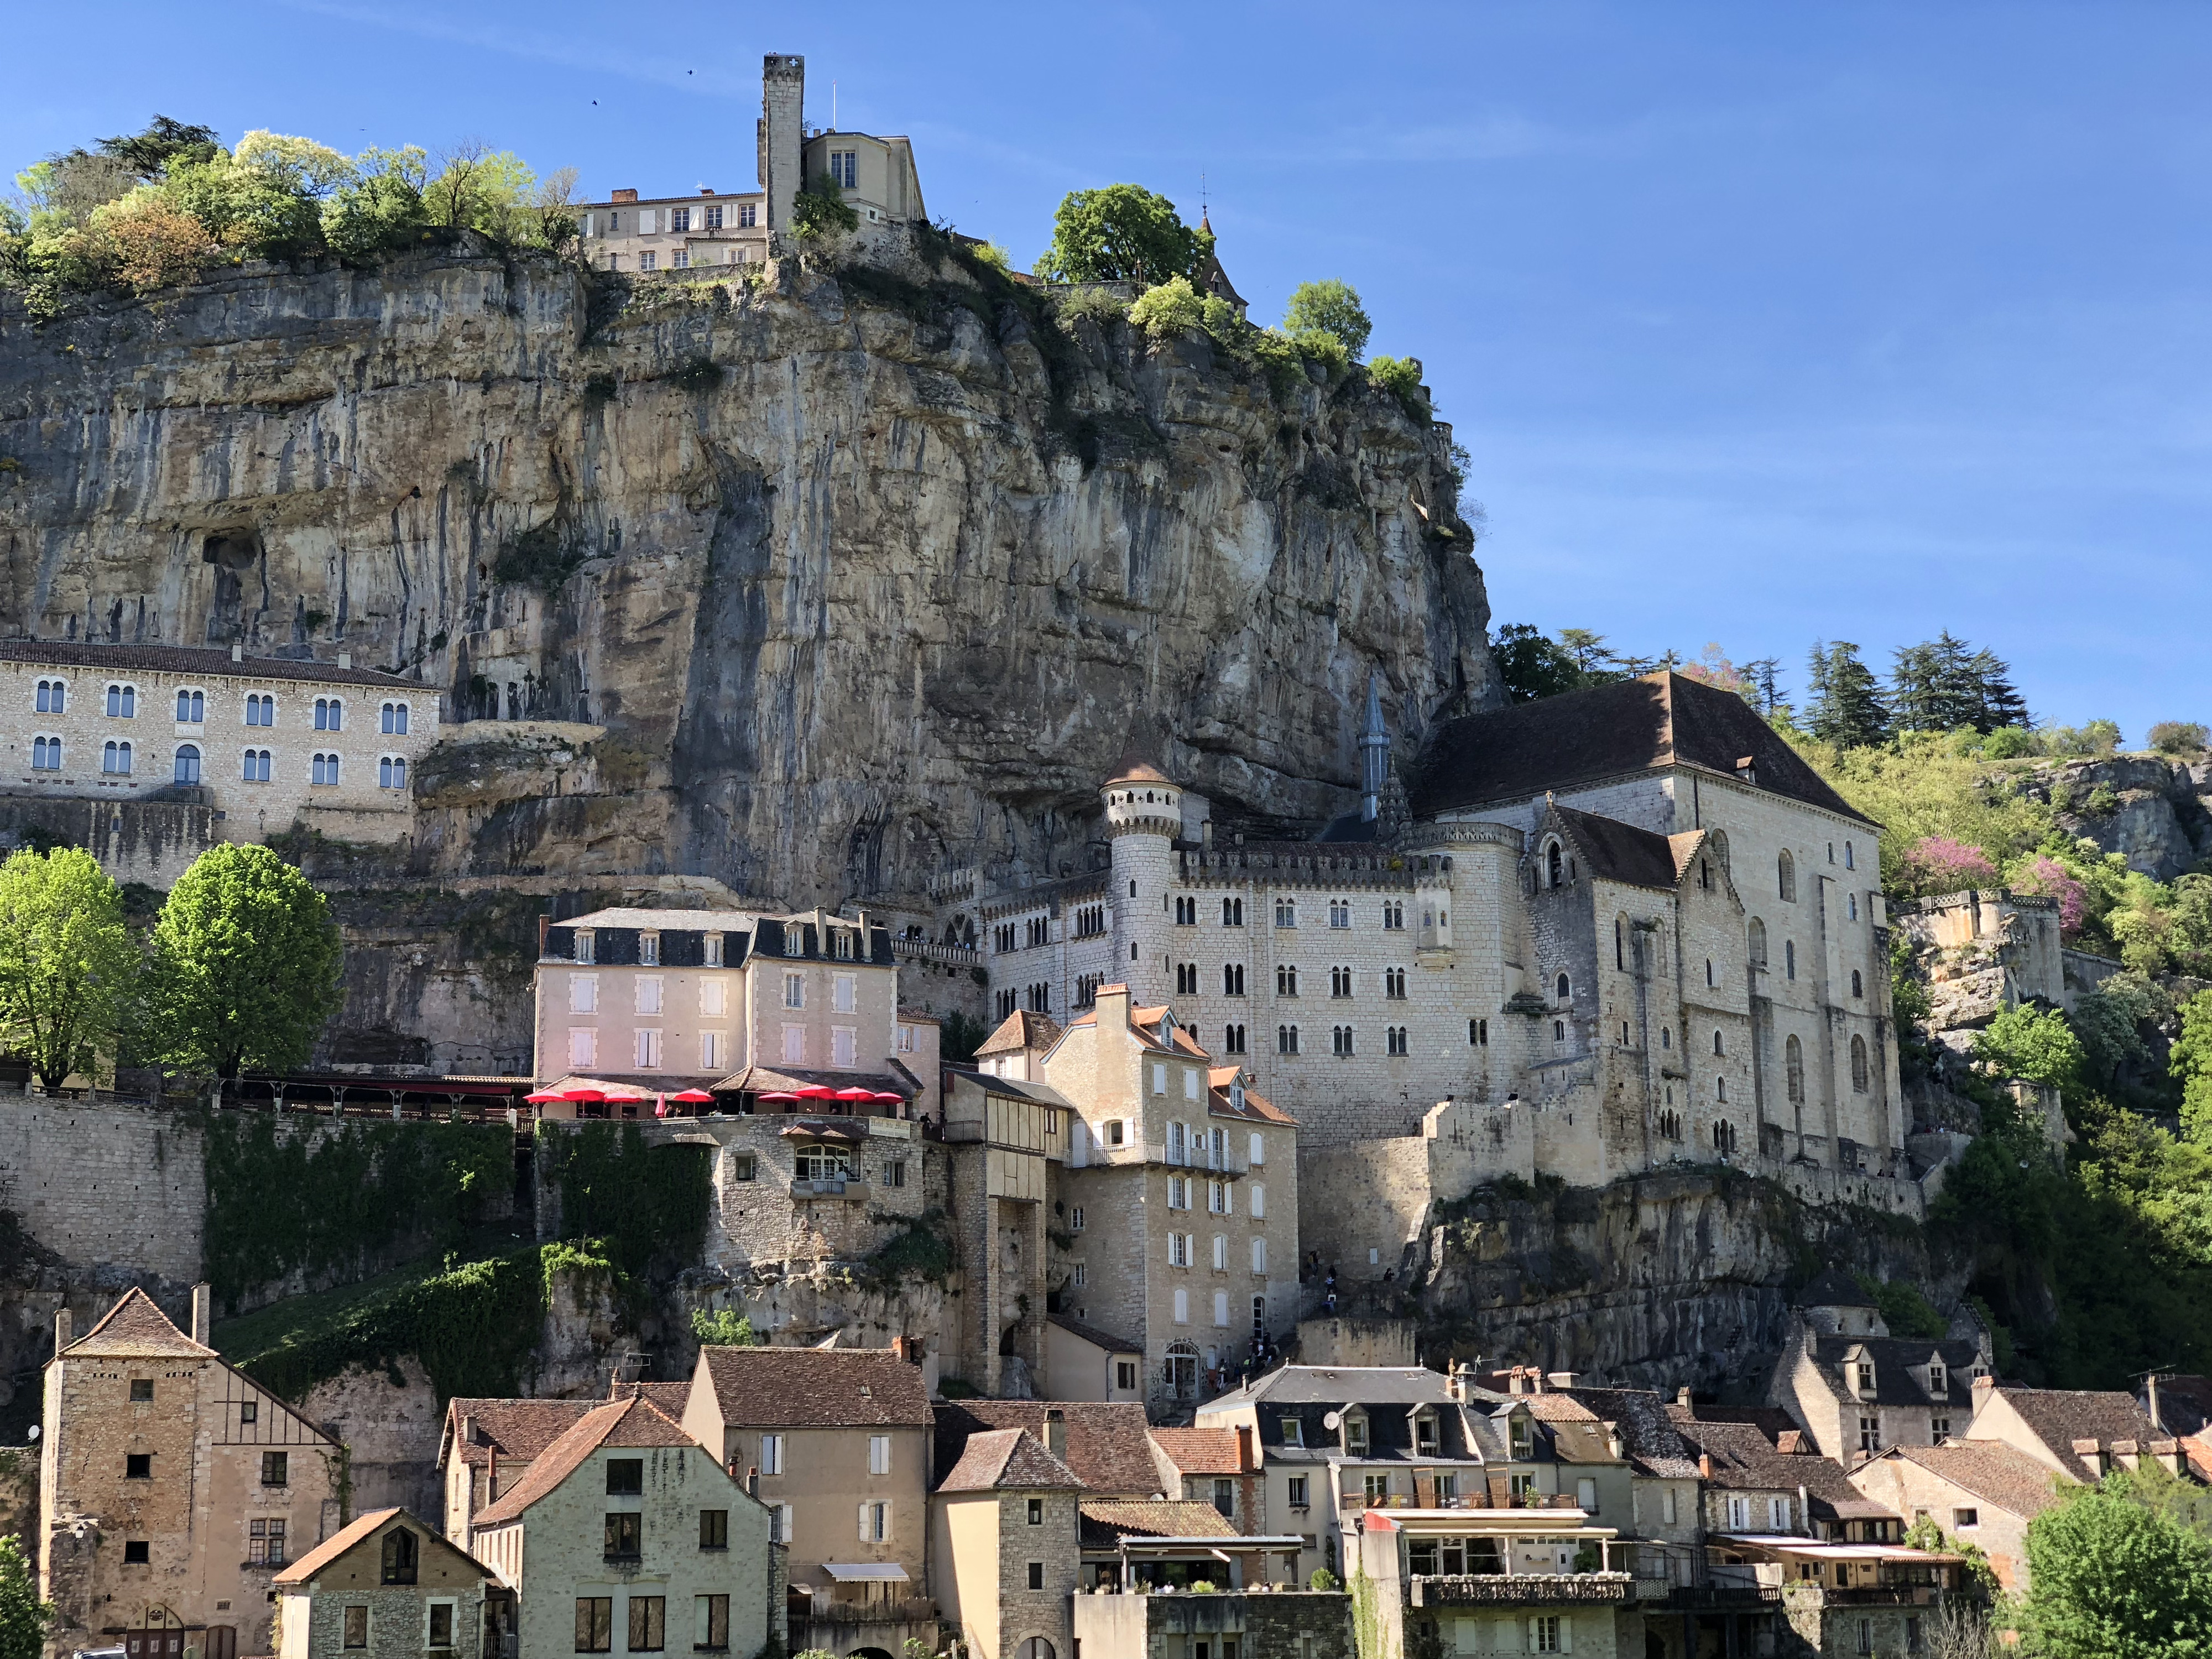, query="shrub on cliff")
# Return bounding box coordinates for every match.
[1368,354,1430,421]
[1128,274,1206,341]
[1283,279,1373,362]
[791,171,859,239]
[1035,184,1206,285]
[0,846,139,1093]
[2150,721,2209,757]
[1973,1004,2084,1091]
[321,146,431,261]
[141,843,343,1086]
